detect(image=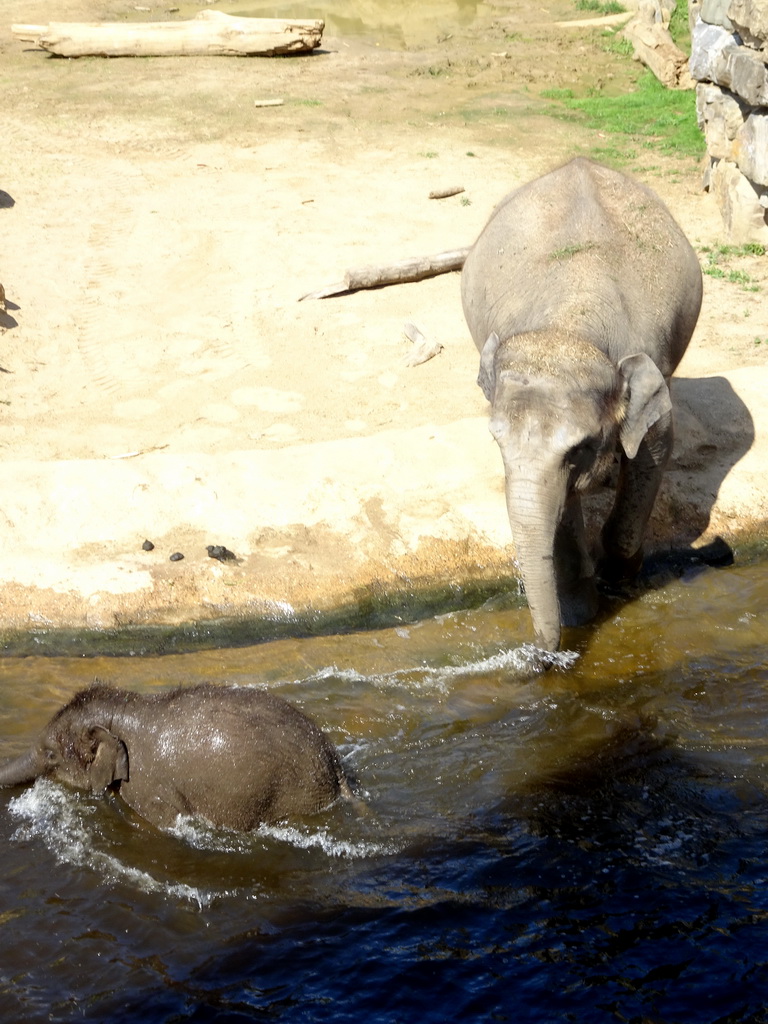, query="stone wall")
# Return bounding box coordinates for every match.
[689,0,768,242]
